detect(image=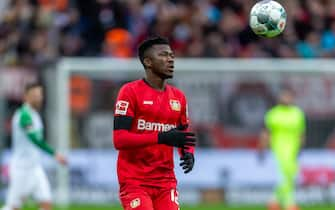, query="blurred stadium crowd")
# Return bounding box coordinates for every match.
[1,0,335,70]
[2,0,335,149]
